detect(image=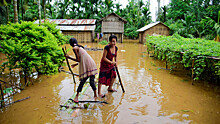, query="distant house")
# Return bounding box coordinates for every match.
[137,22,170,44]
[99,13,127,43]
[35,19,96,43]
